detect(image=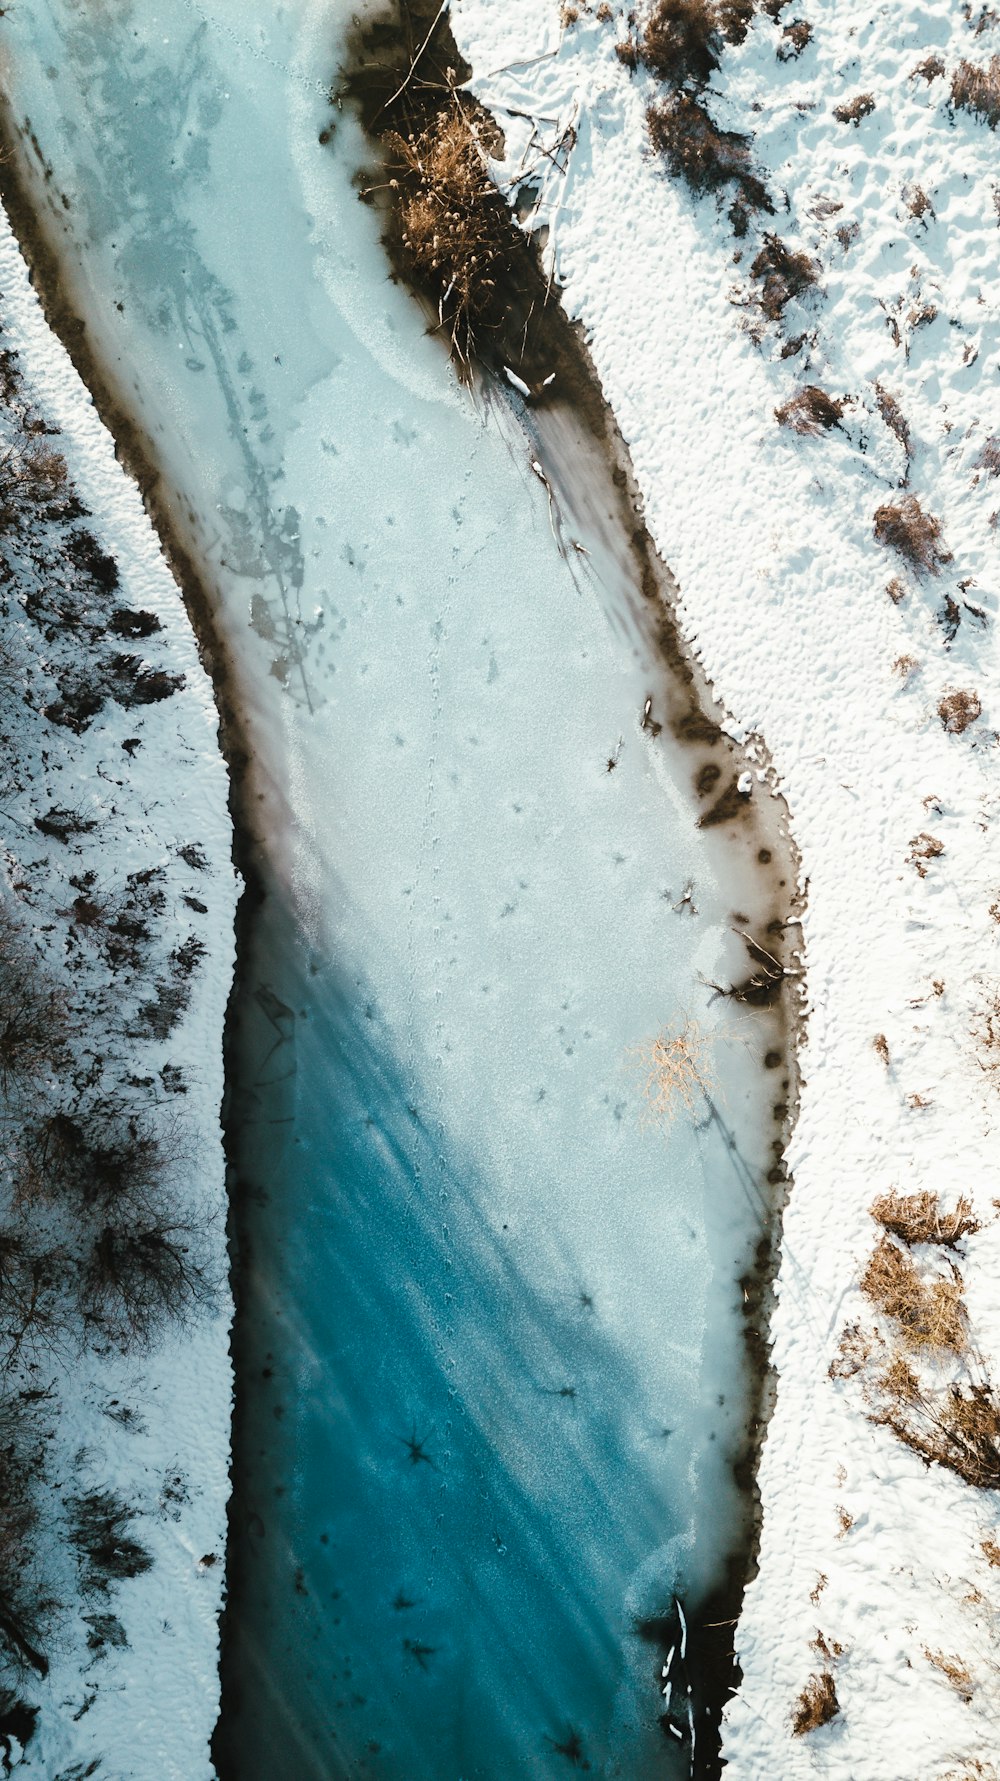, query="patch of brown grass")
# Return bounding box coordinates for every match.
[873,495,951,575]
[792,1670,839,1734]
[774,385,843,433]
[952,55,1000,127]
[860,1236,967,1353]
[938,687,982,733]
[873,1374,1000,1489]
[912,53,946,81]
[751,233,819,320]
[870,1189,979,1249]
[924,1647,975,1701]
[834,92,876,125]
